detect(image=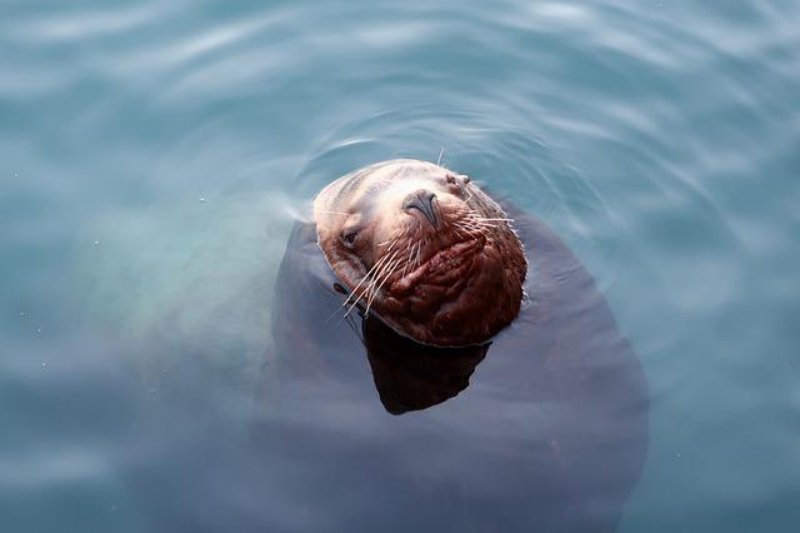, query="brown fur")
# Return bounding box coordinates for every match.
[314,159,527,346]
